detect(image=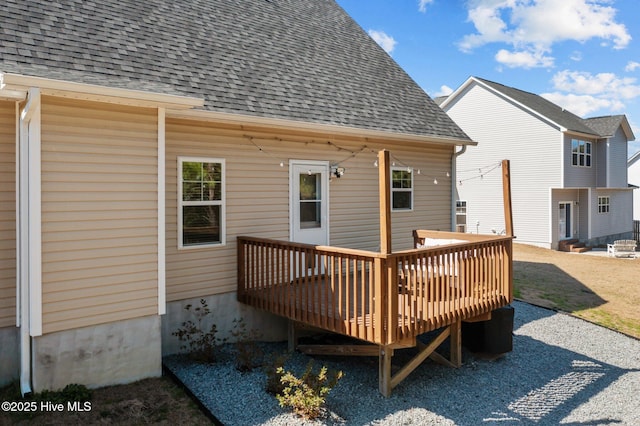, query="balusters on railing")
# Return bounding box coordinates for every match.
[238,235,512,346]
